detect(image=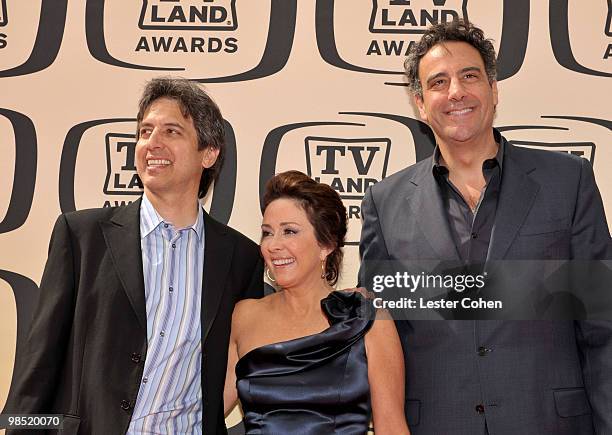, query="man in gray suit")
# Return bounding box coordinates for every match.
[359,20,612,434]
